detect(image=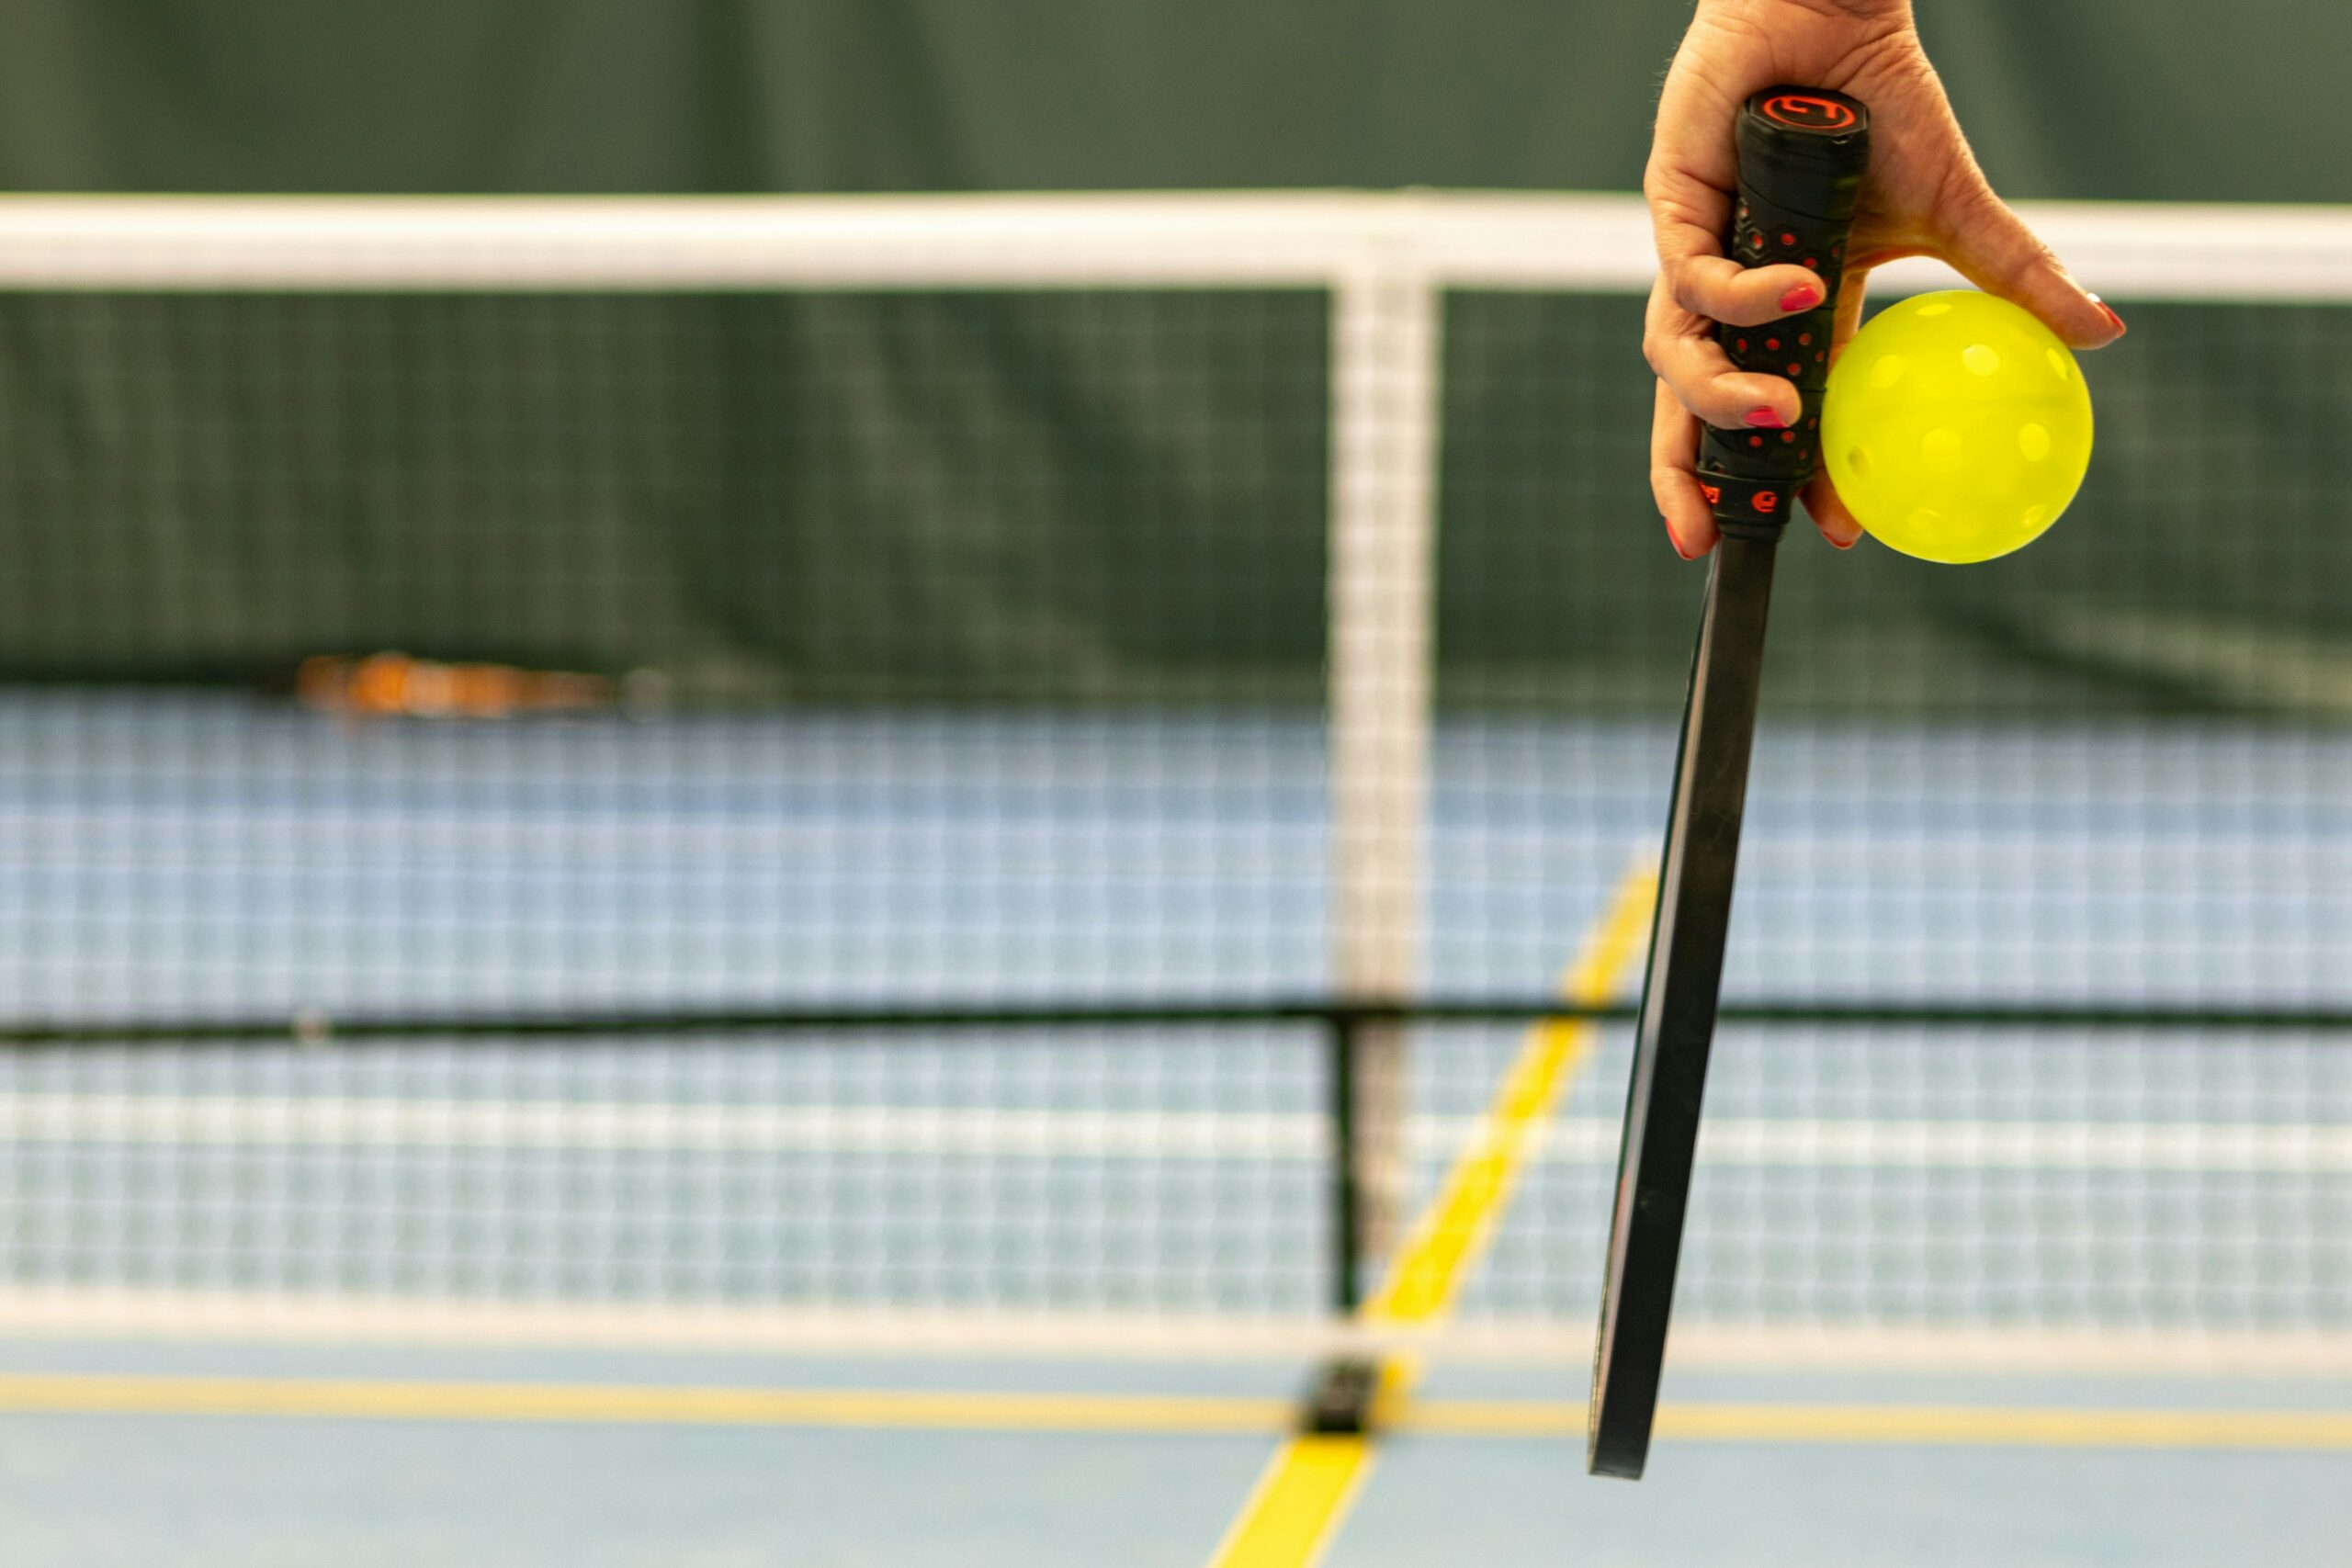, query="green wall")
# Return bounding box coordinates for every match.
[0,0,2335,201]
